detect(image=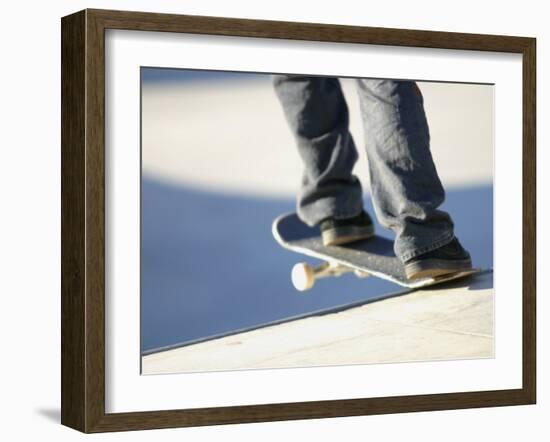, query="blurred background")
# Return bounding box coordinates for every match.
[140,68,493,354]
